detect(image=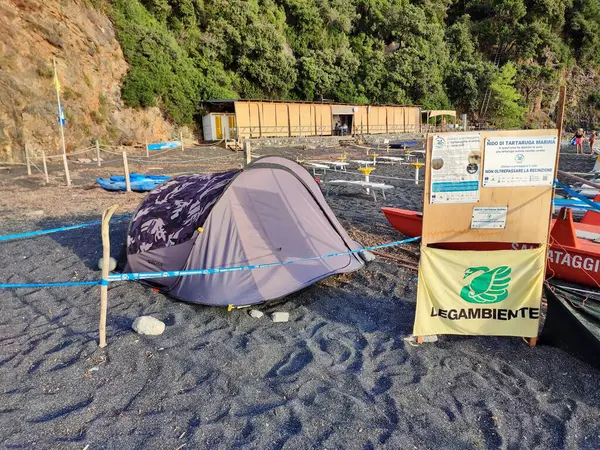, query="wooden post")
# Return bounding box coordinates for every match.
[62,153,71,187]
[99,204,119,348]
[25,144,31,176]
[42,151,49,184]
[145,140,149,158]
[122,151,131,192]
[180,130,184,152]
[243,139,252,166]
[96,140,101,167]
